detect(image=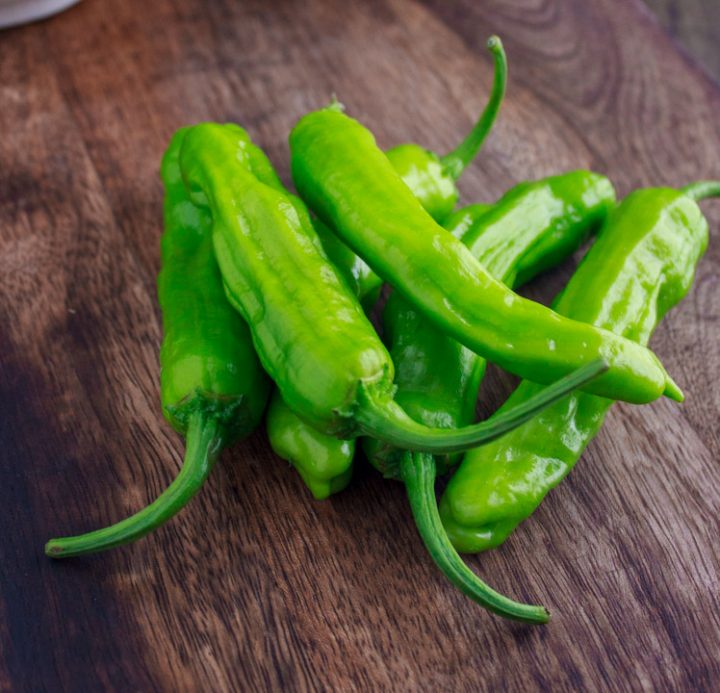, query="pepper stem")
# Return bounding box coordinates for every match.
[400,451,549,623]
[681,180,720,202]
[357,358,607,453]
[45,412,223,558]
[440,35,508,181]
